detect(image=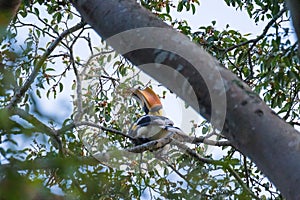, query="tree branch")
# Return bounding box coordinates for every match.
[223,7,287,53]
[224,164,259,199]
[159,157,203,197]
[127,137,173,153]
[6,21,86,109]
[191,135,231,146]
[128,137,258,199]
[73,50,114,122]
[286,0,300,56]
[6,107,63,152]
[59,121,128,138]
[75,121,131,139]
[172,141,259,199]
[58,120,231,147]
[0,156,99,171]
